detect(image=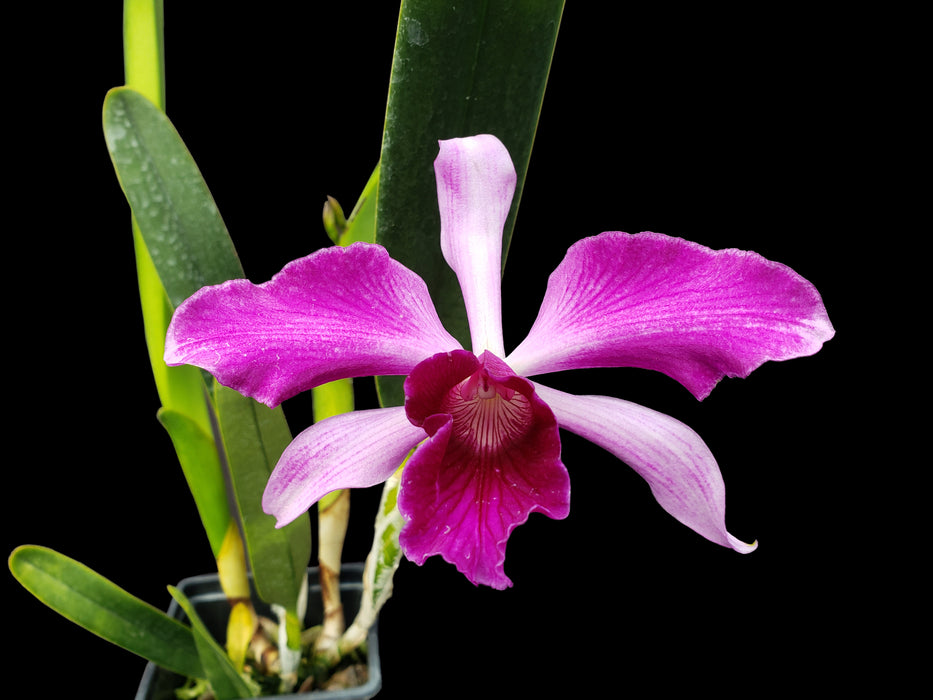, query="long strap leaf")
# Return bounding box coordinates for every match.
[115,0,233,561]
[375,0,565,406]
[215,385,312,614]
[169,587,256,699]
[9,546,203,680]
[103,87,244,308]
[104,85,312,614]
